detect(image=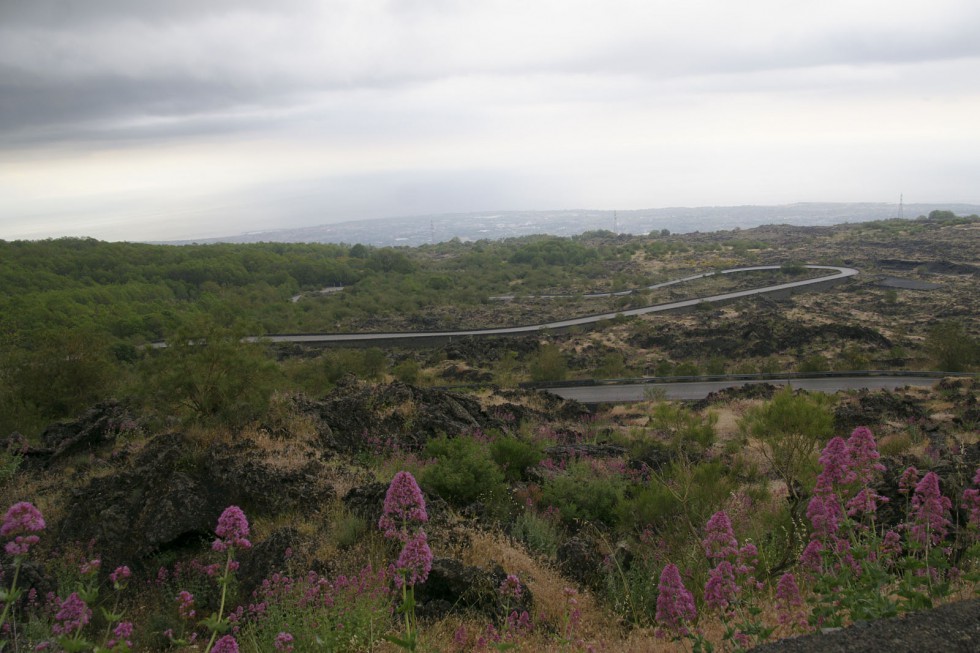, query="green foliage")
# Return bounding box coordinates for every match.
[421,436,507,507]
[0,328,119,434]
[529,344,568,382]
[141,320,281,426]
[797,354,830,373]
[510,511,563,558]
[595,352,628,379]
[926,319,979,372]
[648,402,717,458]
[738,386,834,500]
[541,462,626,528]
[392,359,421,384]
[490,436,544,482]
